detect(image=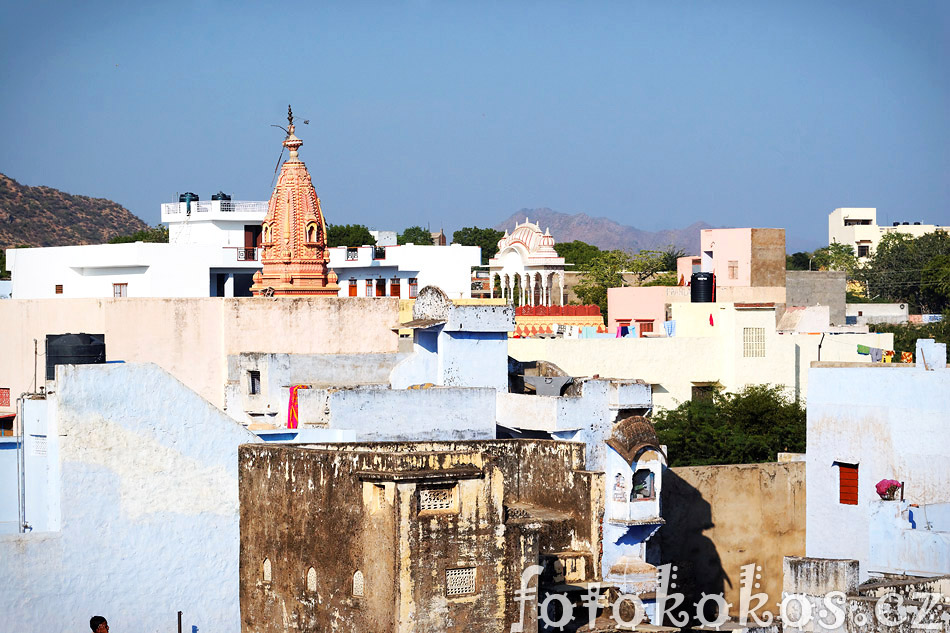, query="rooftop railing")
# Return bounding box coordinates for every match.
[161,200,268,215]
